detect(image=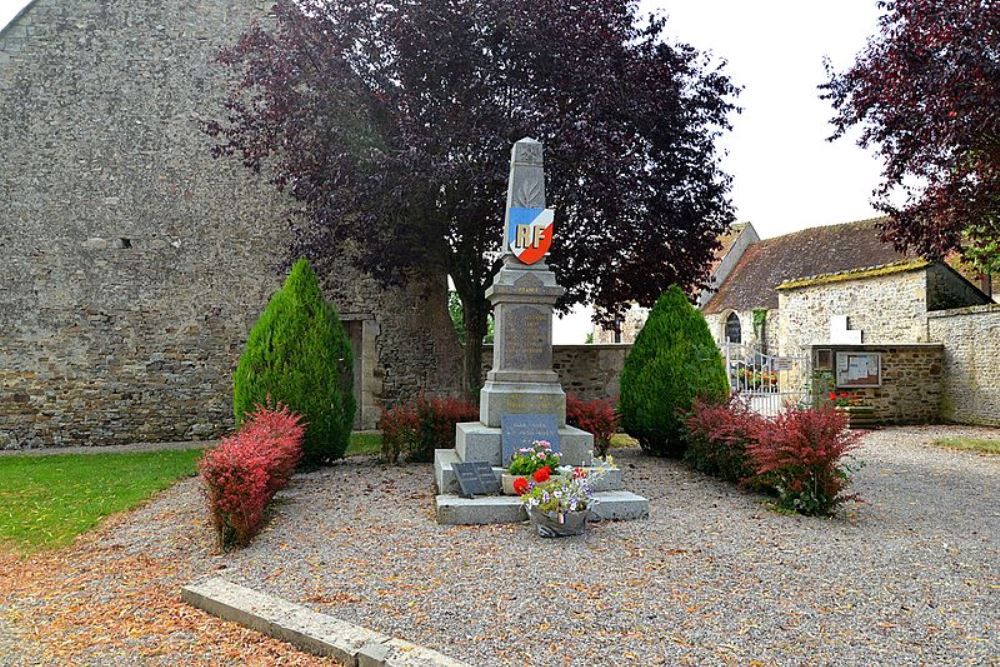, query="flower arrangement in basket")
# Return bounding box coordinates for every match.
[518,457,616,537]
[502,440,562,495]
